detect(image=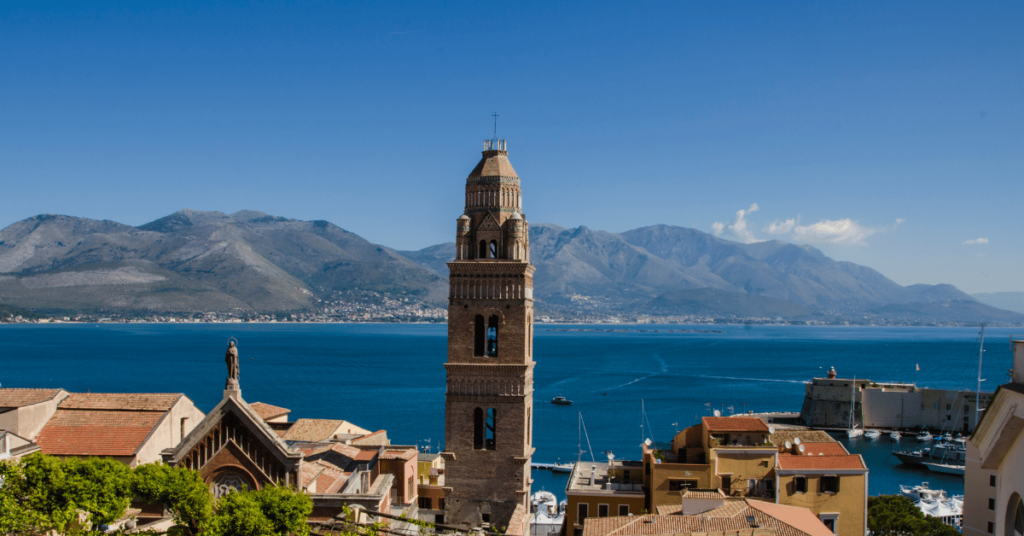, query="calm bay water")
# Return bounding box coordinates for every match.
[2,323,1017,500]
